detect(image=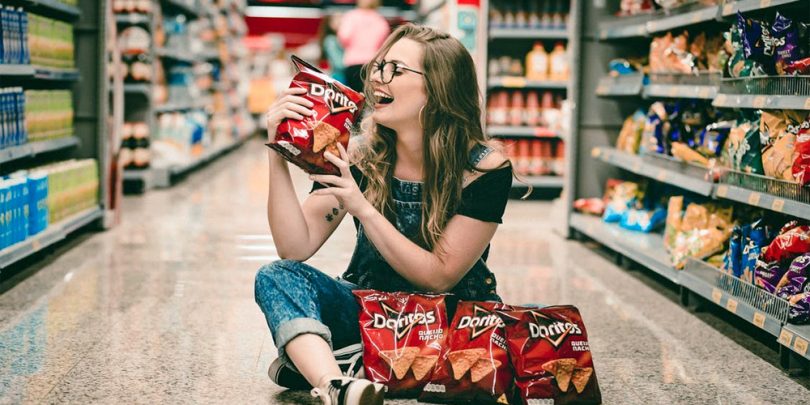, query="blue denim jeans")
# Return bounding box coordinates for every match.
[254,259,360,371]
